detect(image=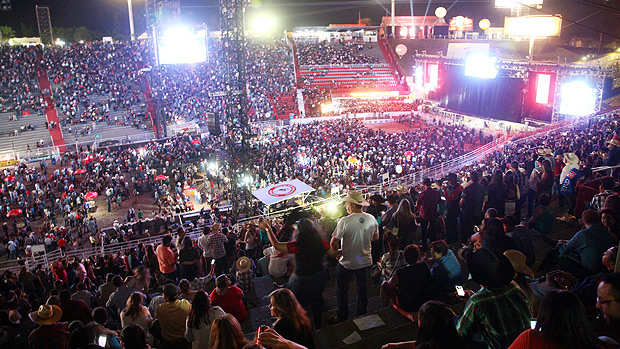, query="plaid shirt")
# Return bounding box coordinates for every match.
[590,191,612,211]
[236,270,254,293]
[379,251,406,280]
[207,232,227,259]
[457,283,531,349]
[511,169,529,194]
